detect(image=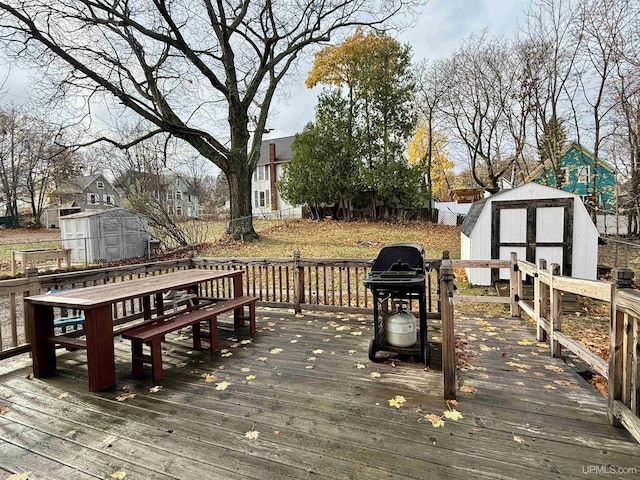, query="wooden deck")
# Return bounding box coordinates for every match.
[1,309,639,479]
